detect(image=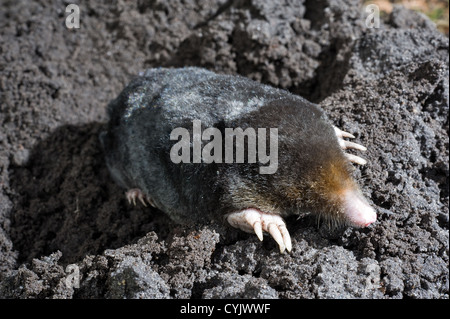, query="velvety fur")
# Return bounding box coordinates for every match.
[100,67,359,226]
